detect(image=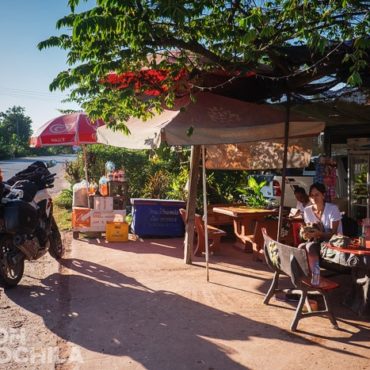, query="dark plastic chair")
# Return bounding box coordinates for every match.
[261,227,339,331]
